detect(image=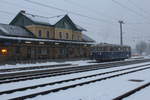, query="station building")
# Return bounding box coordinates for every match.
[0,11,95,62]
